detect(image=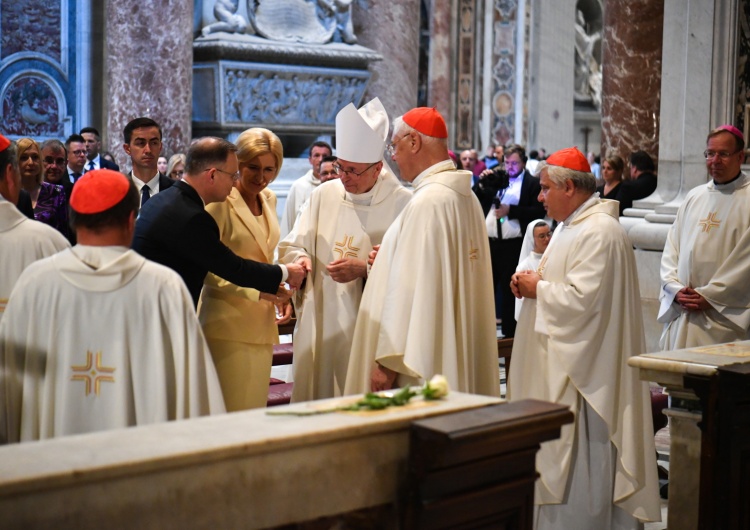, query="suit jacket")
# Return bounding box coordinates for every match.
[506,172,545,237]
[99,157,120,172]
[133,180,282,306]
[198,187,280,344]
[129,172,174,195]
[618,172,657,212]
